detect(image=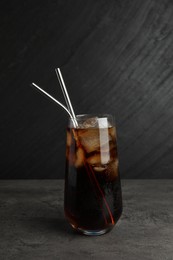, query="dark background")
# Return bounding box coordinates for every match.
[1,0,173,179]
